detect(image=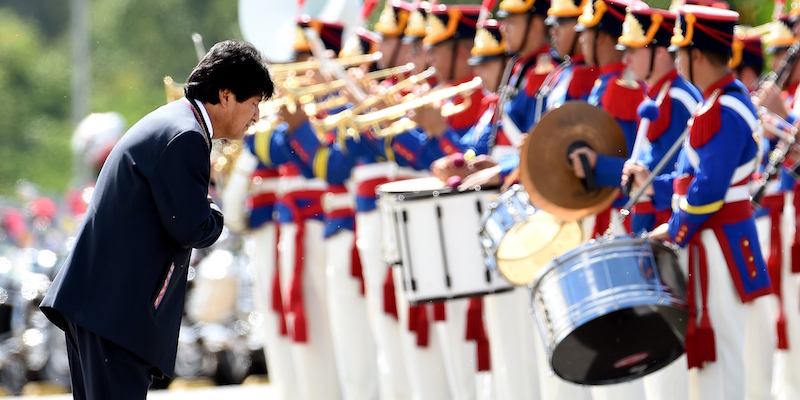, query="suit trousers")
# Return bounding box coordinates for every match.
[64,319,156,400]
